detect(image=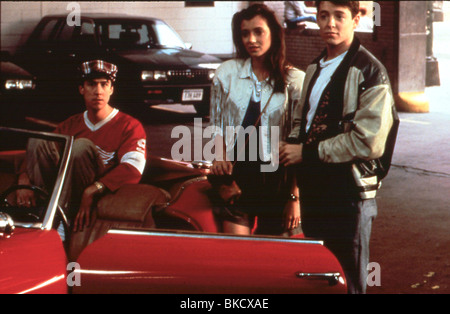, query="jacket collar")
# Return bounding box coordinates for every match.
[314,36,361,67]
[239,58,274,87]
[239,58,253,79]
